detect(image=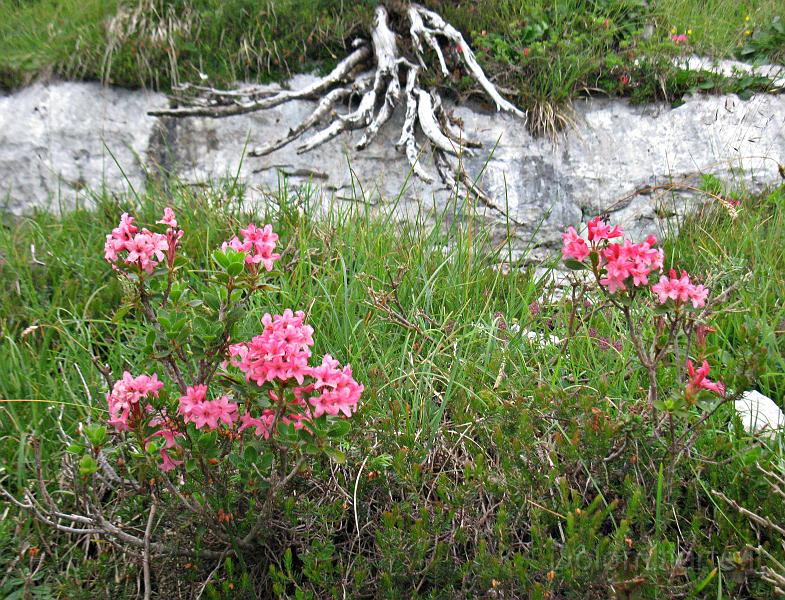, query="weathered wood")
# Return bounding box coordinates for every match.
[148,2,527,203]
